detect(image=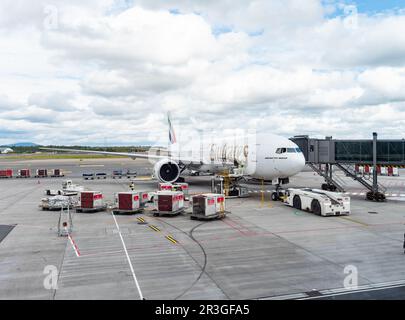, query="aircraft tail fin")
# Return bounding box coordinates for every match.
[167,111,177,144]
